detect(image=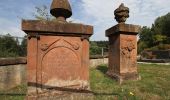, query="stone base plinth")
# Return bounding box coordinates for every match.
[26,92,94,100]
[107,72,141,84]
